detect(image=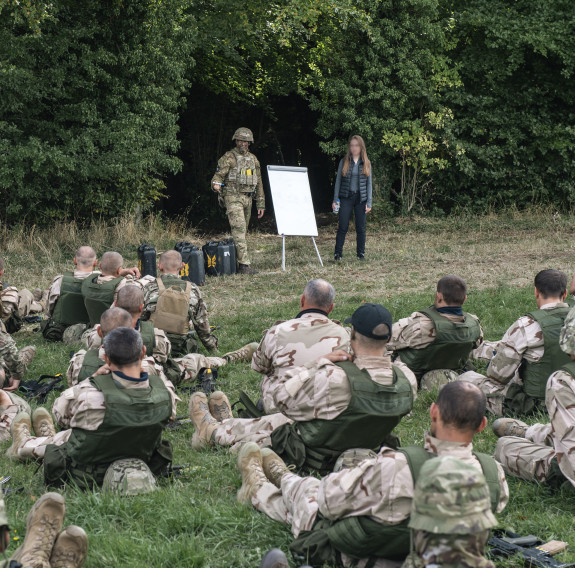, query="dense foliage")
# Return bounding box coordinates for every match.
[1,0,574,223]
